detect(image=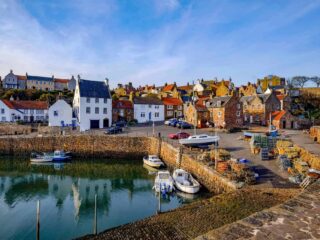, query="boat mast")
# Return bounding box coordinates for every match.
[193,80,197,136]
